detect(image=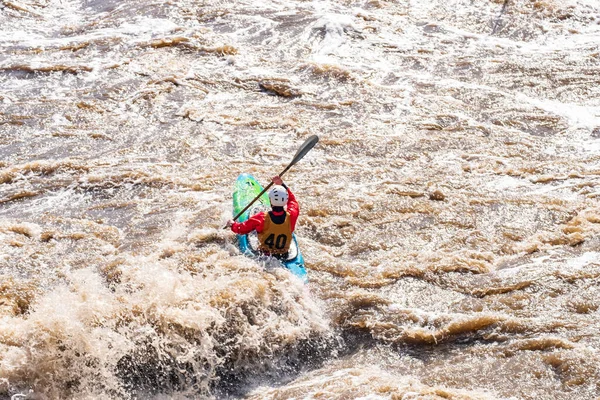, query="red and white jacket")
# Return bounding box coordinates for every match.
[231,187,299,235]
